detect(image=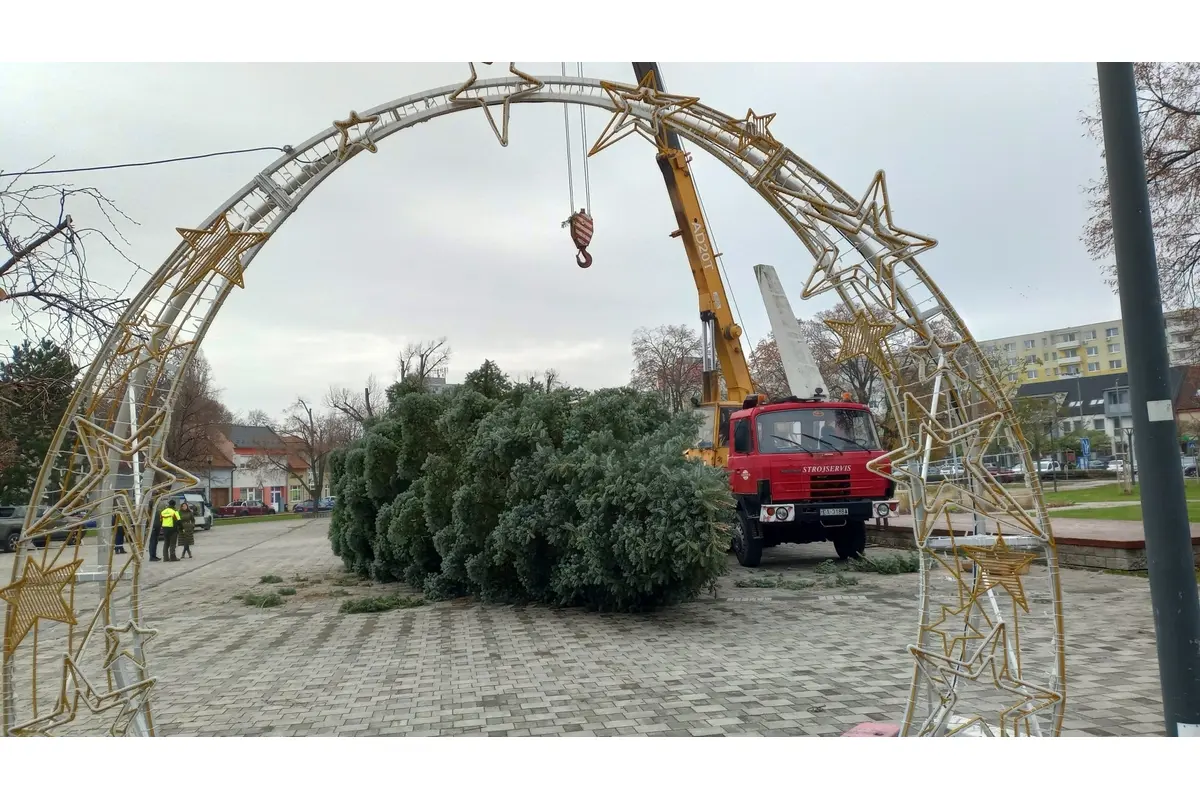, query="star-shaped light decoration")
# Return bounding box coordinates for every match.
[727,108,779,155]
[824,309,894,372]
[588,70,699,156]
[792,171,937,312]
[961,536,1039,612]
[333,110,381,161]
[172,215,271,296]
[103,618,160,671]
[449,62,544,148]
[0,558,82,656]
[907,336,973,385]
[922,601,987,659]
[111,315,191,372]
[8,655,155,736]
